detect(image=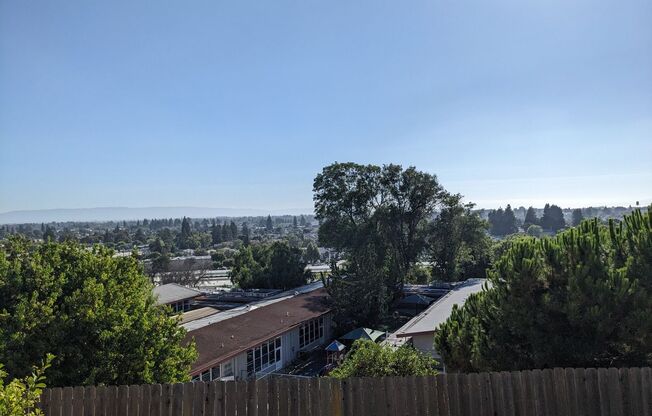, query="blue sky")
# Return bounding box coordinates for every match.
[1,0,650,213]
